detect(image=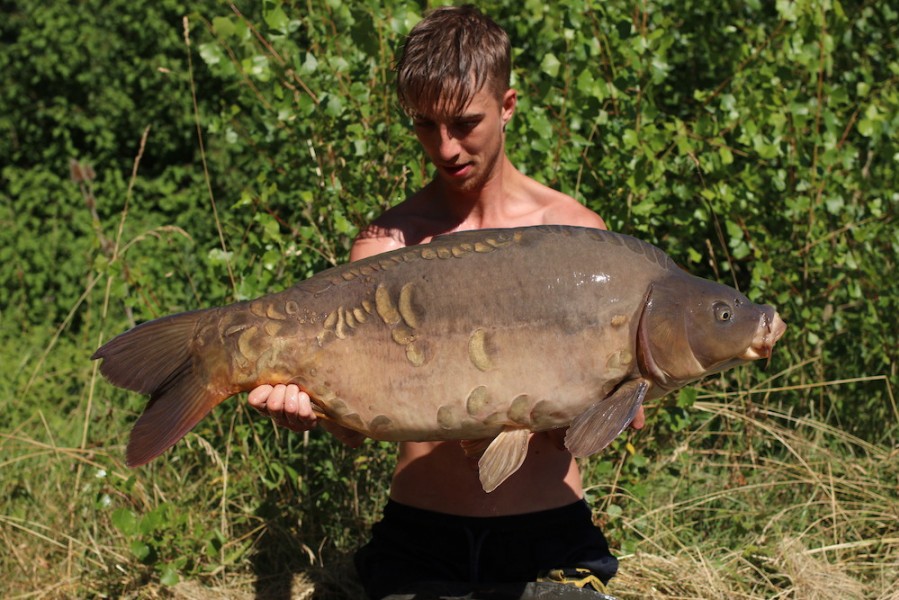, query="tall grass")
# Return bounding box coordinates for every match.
[603,393,899,599]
